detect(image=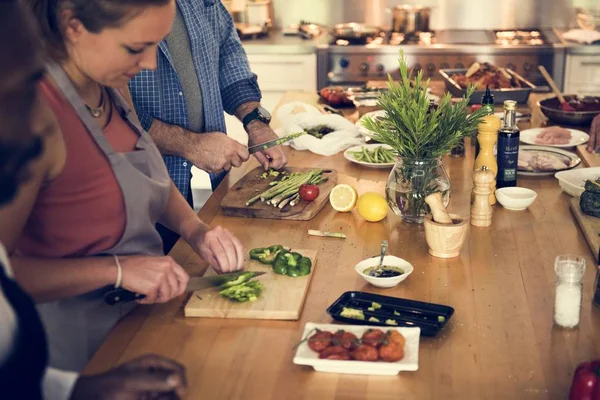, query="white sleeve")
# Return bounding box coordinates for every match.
[43,367,79,400]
